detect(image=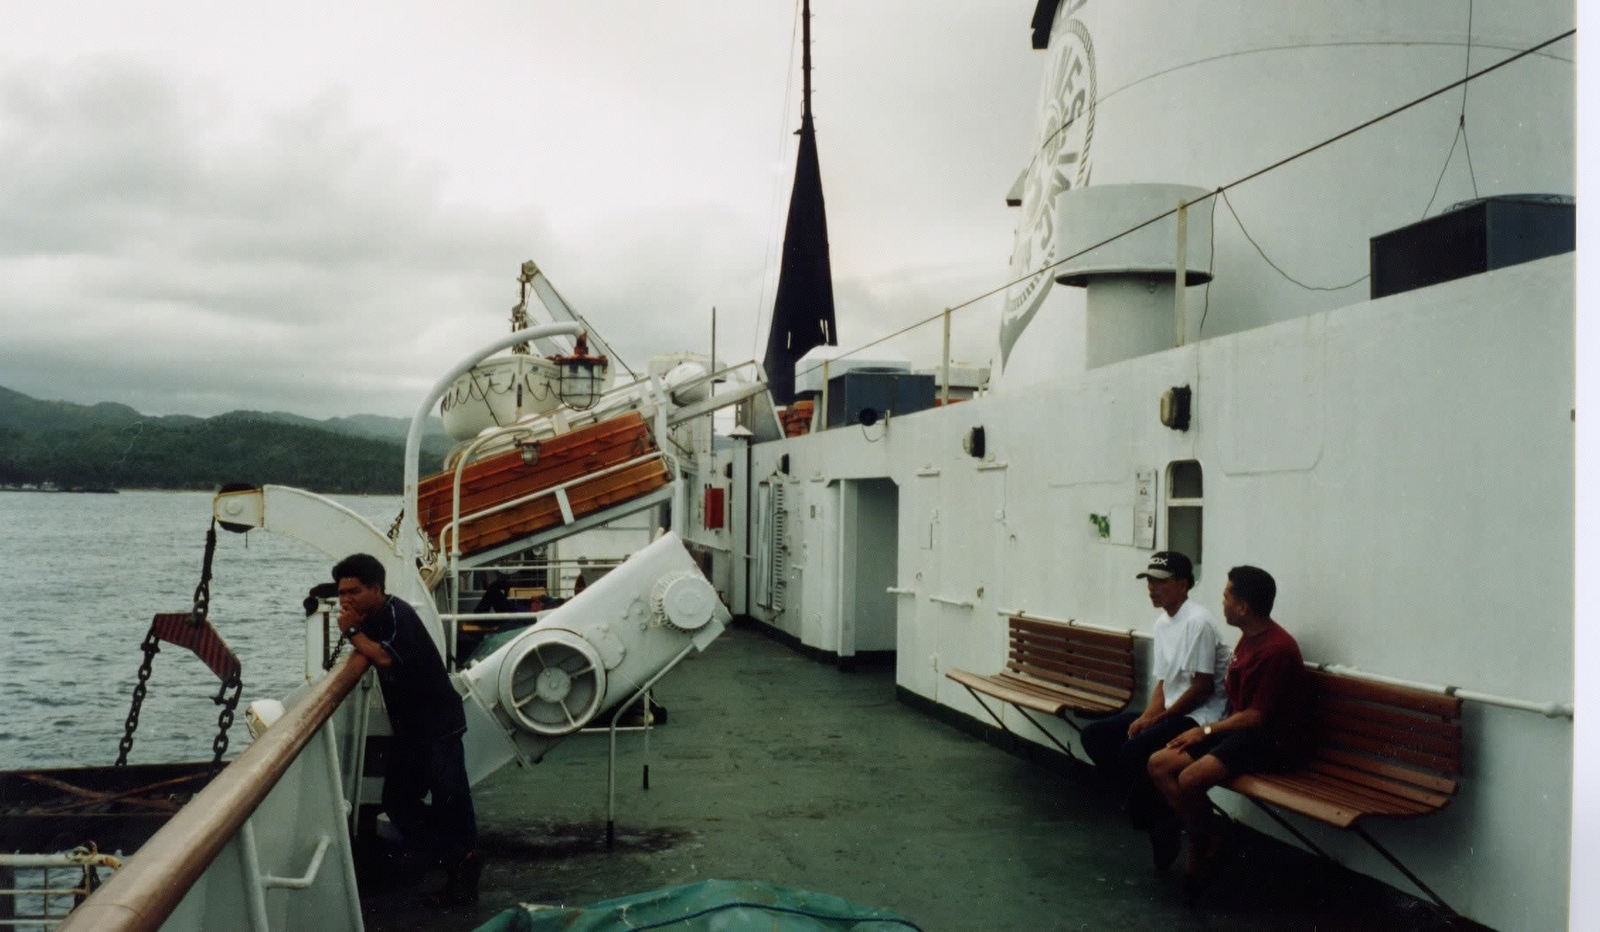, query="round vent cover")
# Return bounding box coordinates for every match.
[651,571,717,631]
[497,628,607,735]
